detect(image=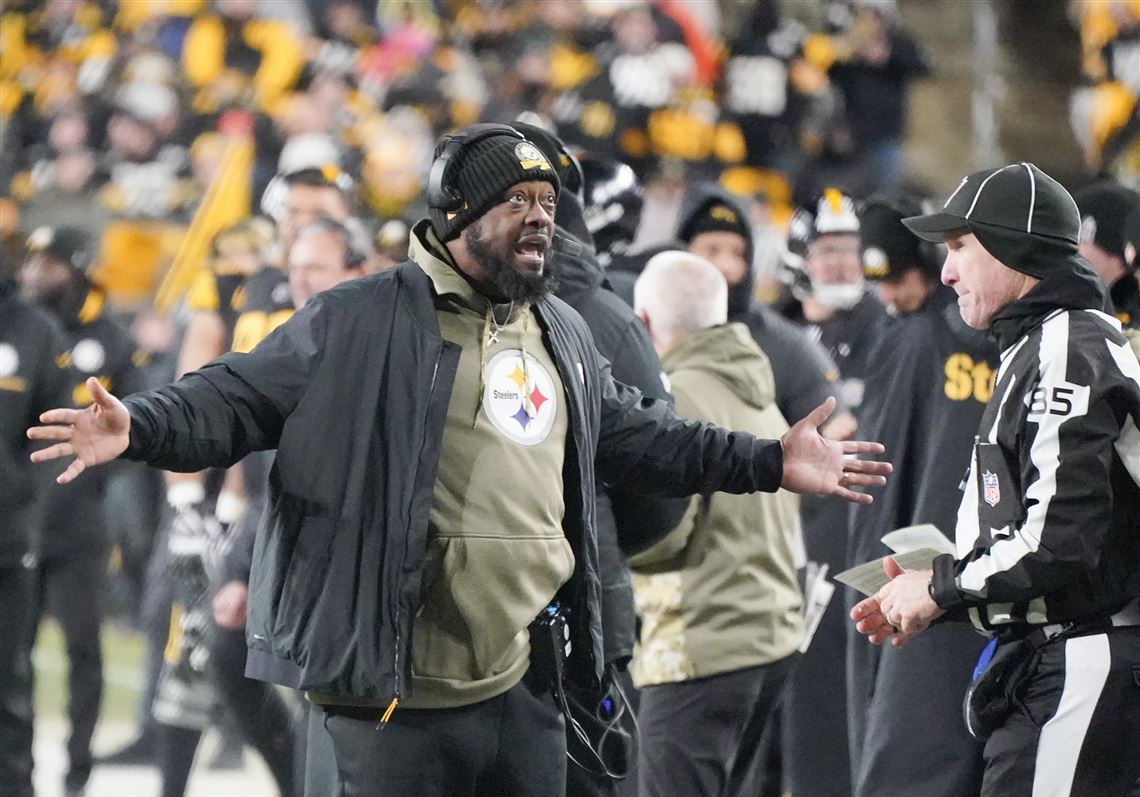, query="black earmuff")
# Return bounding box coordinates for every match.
[426,123,525,212]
